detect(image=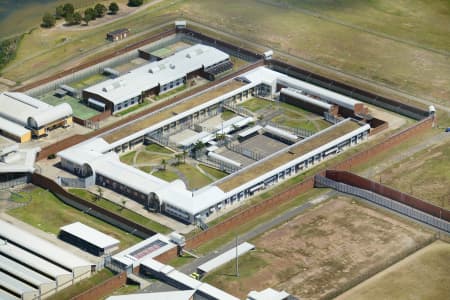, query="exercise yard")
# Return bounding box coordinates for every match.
[204,196,433,299]
[337,240,450,300]
[39,92,100,120]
